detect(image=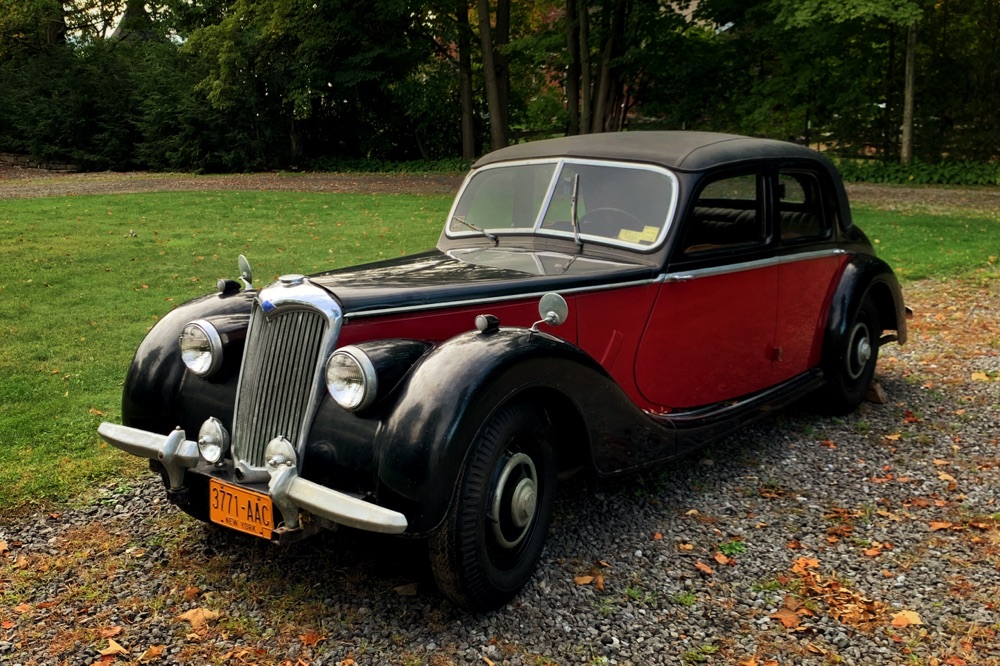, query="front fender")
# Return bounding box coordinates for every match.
[372,327,676,535]
[122,290,255,436]
[823,254,907,369]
